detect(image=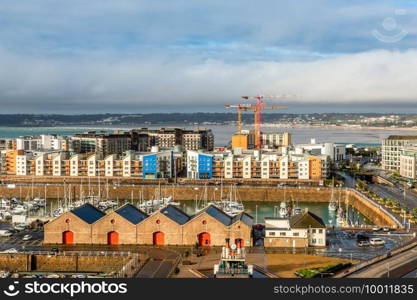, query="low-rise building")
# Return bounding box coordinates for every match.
[290,139,346,162]
[264,211,326,248]
[44,203,253,247]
